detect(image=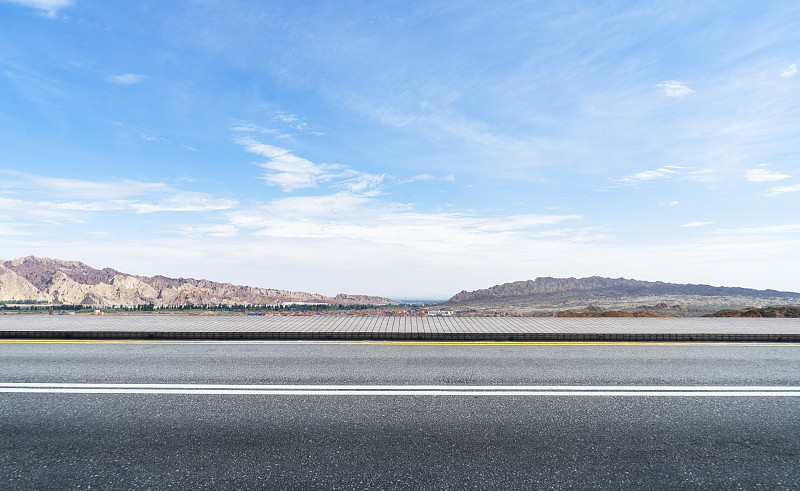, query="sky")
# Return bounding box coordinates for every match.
[1,0,799,299]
